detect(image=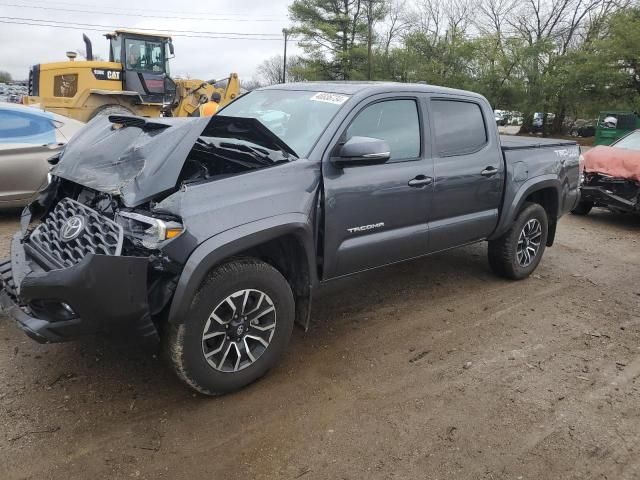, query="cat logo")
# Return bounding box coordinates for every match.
[92,69,121,81]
